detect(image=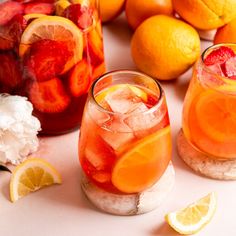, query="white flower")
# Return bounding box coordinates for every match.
[0,94,41,165]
